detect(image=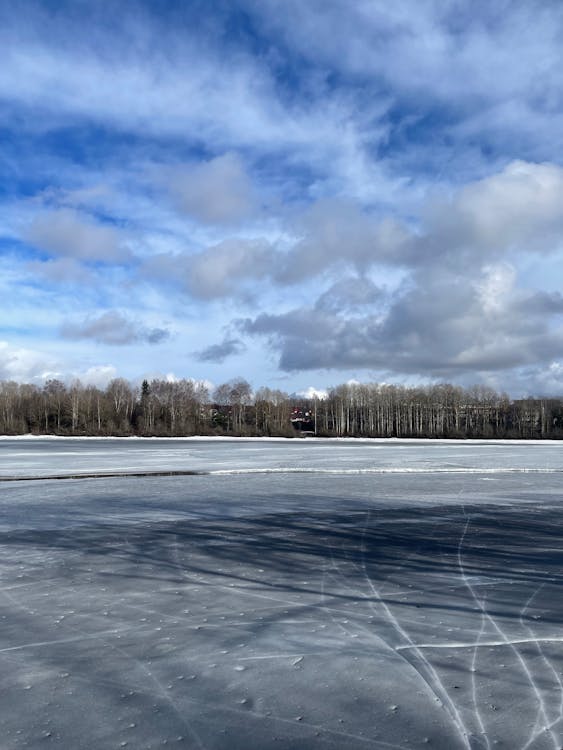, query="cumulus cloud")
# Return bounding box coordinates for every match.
[228,159,563,384]
[0,341,61,383]
[76,365,118,388]
[143,238,275,299]
[139,202,406,300]
[315,276,385,313]
[374,265,563,374]
[287,200,377,275]
[26,209,130,264]
[513,362,563,398]
[195,337,246,363]
[164,153,257,225]
[61,311,170,346]
[296,386,328,400]
[141,161,563,302]
[16,155,563,388]
[242,260,563,378]
[186,238,274,298]
[26,162,563,307]
[0,345,121,388]
[418,161,563,266]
